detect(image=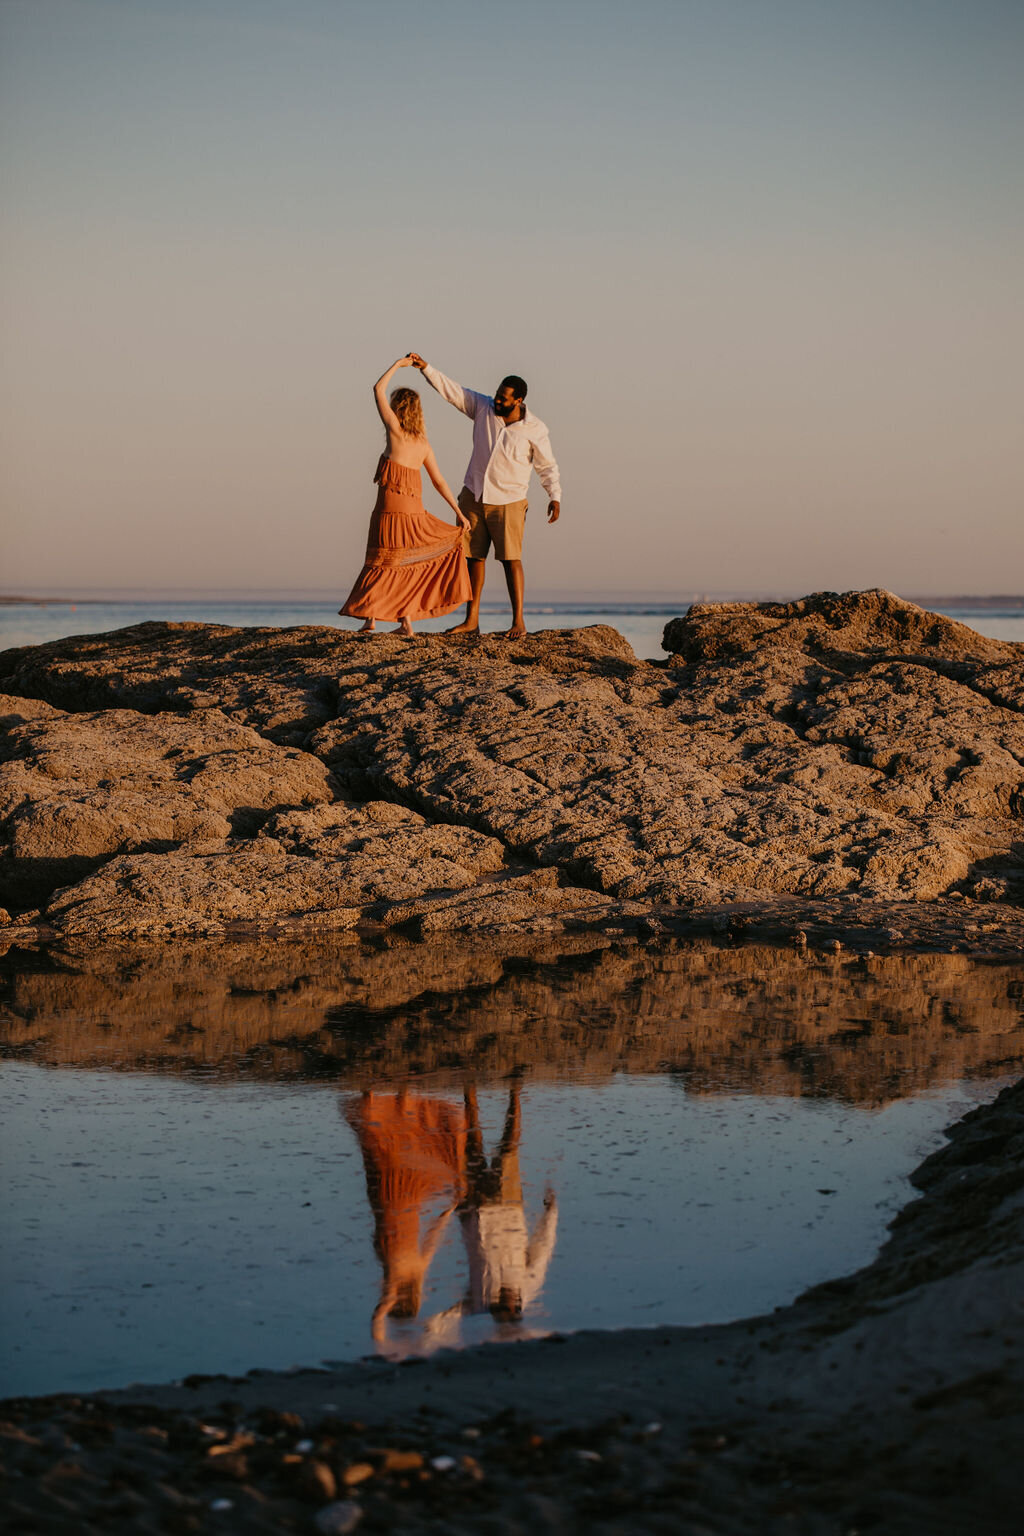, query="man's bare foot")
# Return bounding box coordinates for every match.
[504,623,527,639]
[445,620,480,635]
